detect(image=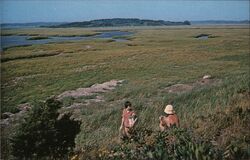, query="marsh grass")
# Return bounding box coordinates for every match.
[69,72,248,144]
[112,35,135,40]
[1,27,249,110]
[1,26,249,159]
[26,36,49,40]
[213,54,249,63]
[1,28,100,36]
[73,73,249,159]
[1,51,60,62]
